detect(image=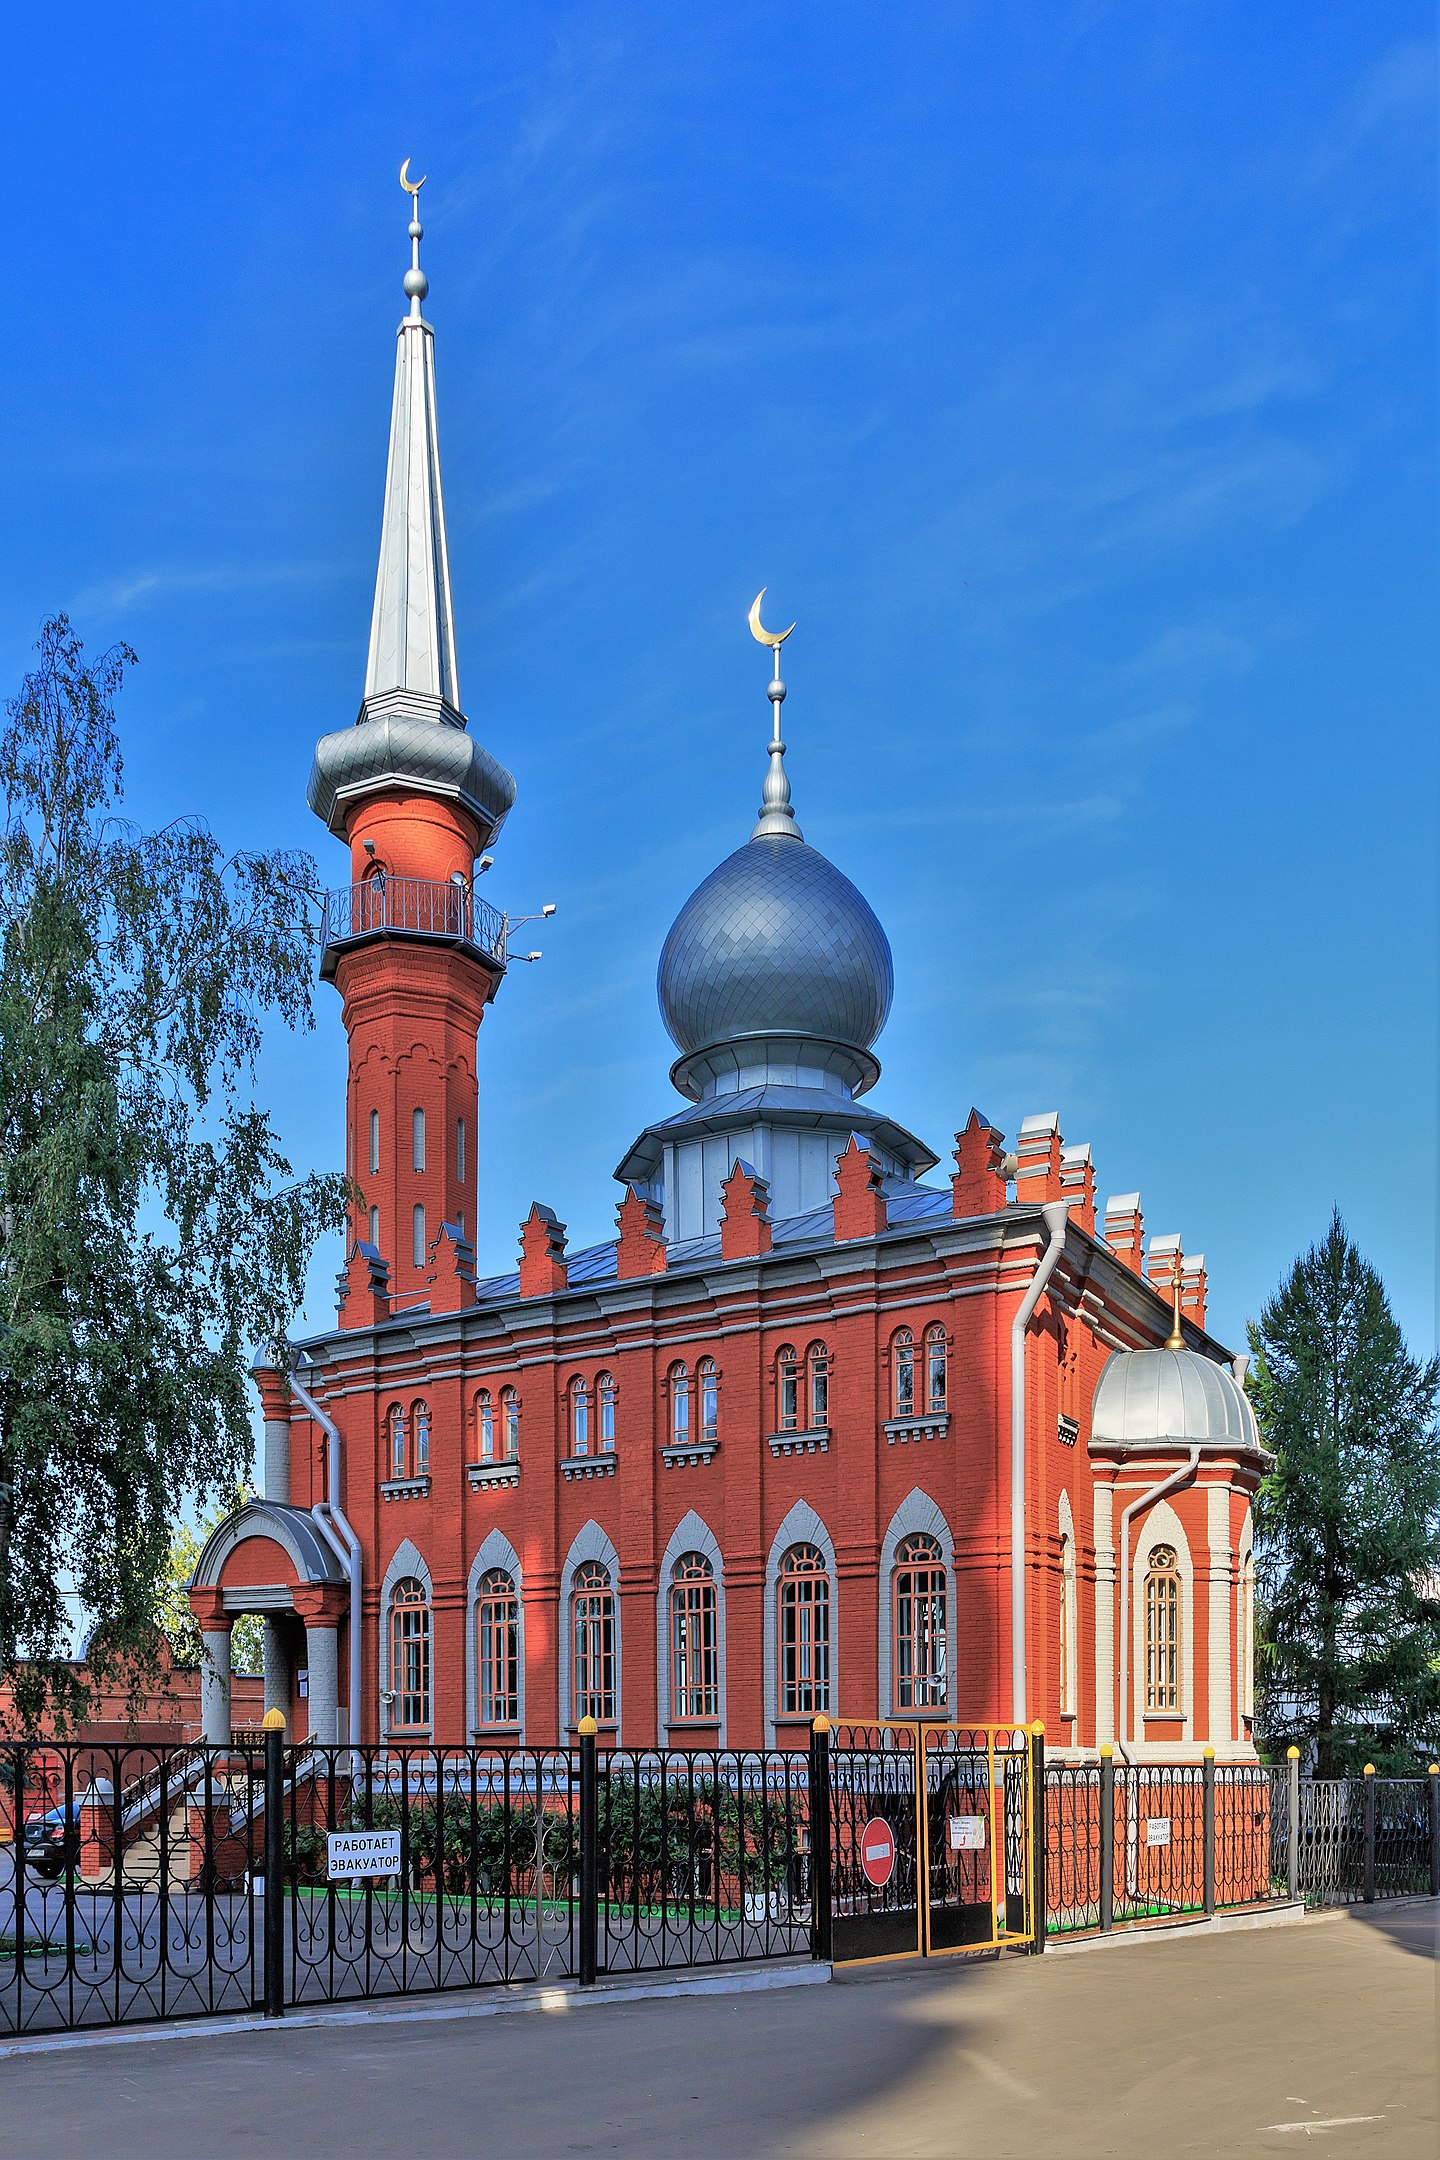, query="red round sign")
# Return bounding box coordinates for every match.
[859,1815,896,1889]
